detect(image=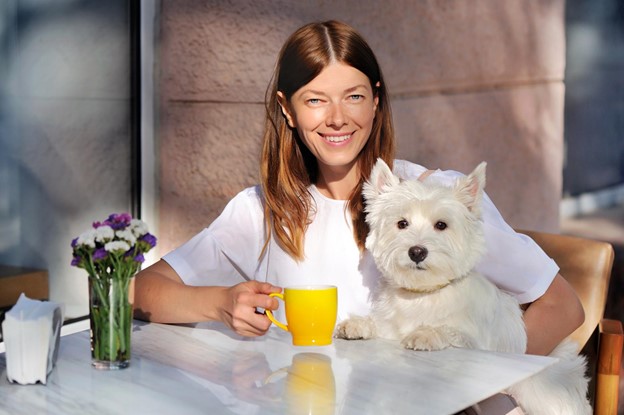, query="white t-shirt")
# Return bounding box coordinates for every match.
[164,159,559,323]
